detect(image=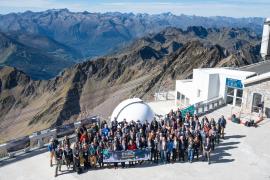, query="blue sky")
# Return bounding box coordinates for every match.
[0,0,269,17]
